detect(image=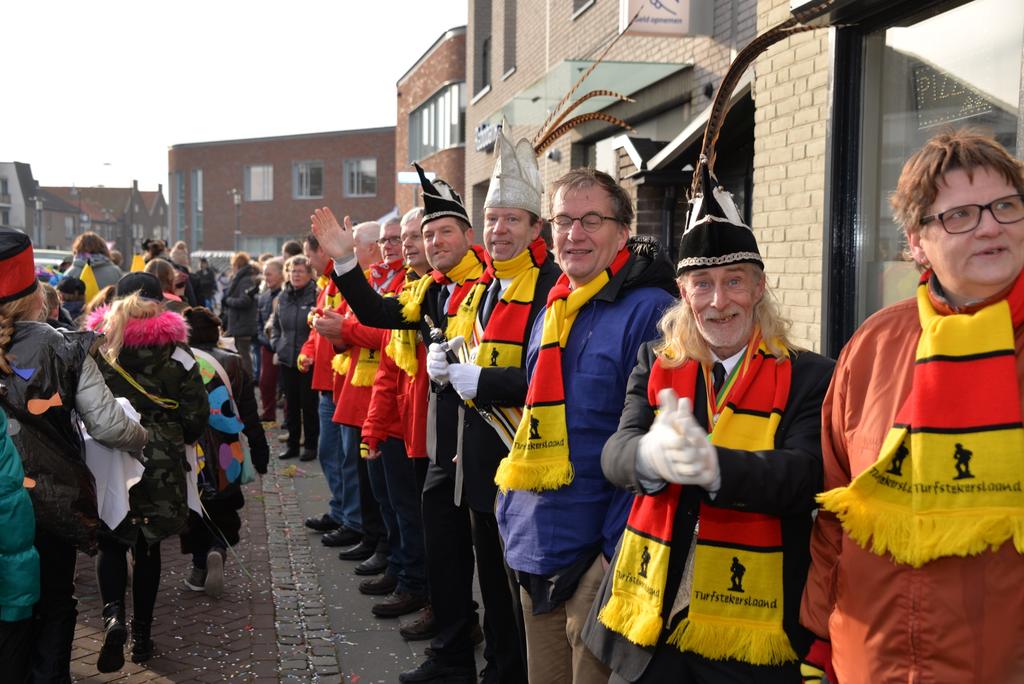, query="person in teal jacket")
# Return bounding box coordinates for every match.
[0,407,40,682]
